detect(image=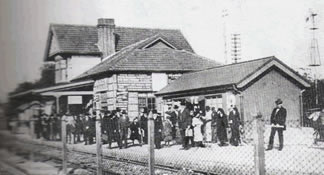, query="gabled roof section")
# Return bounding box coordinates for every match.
[156,56,311,96]
[73,35,220,81]
[44,24,194,61]
[141,37,177,49]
